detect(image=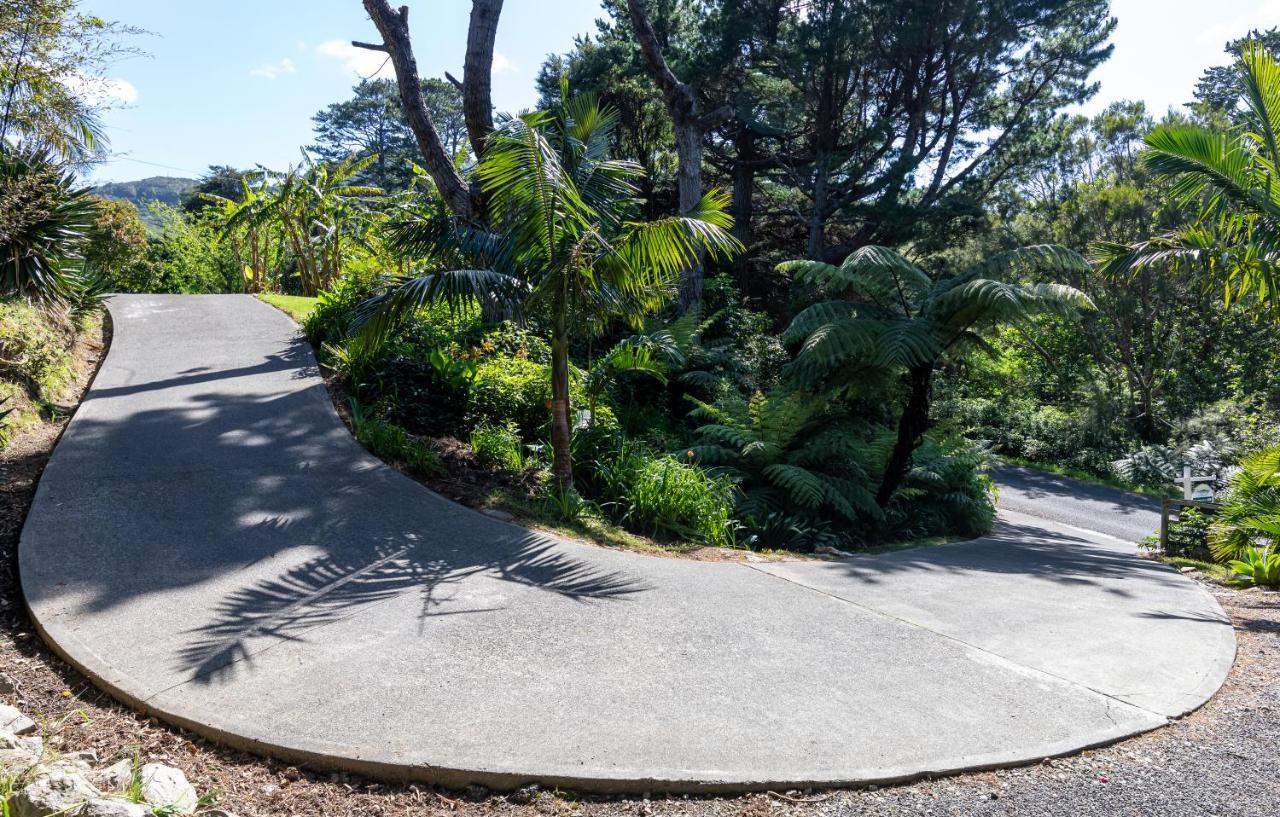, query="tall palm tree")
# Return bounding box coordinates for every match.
[1098,42,1280,313]
[780,245,1092,505]
[355,93,741,487]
